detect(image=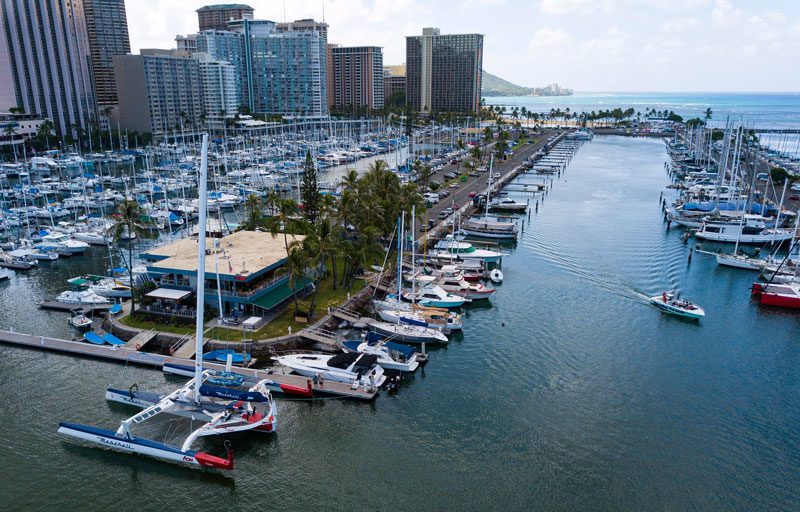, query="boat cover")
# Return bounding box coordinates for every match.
[102,333,125,346]
[83,332,105,345]
[384,341,416,359]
